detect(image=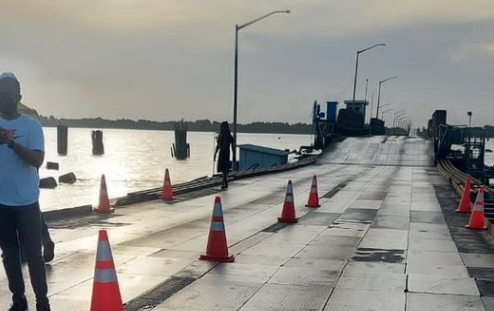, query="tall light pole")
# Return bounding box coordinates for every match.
[467,111,472,127]
[232,10,290,169]
[376,76,398,119]
[352,44,386,102]
[364,79,369,123]
[364,79,369,102]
